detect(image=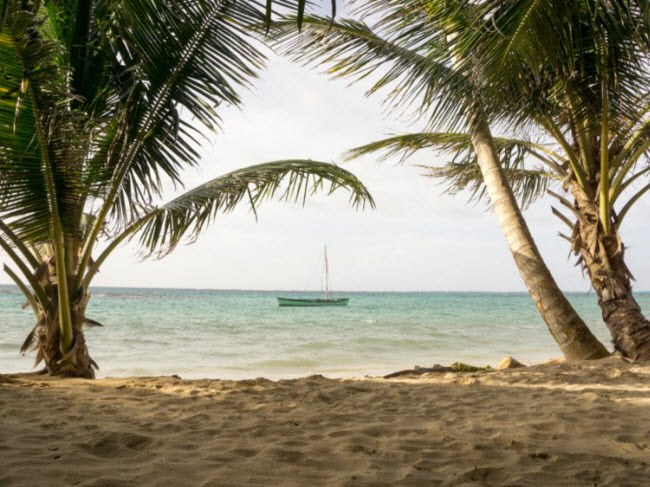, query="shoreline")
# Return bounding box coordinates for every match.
[2,356,649,486]
[0,355,562,382]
